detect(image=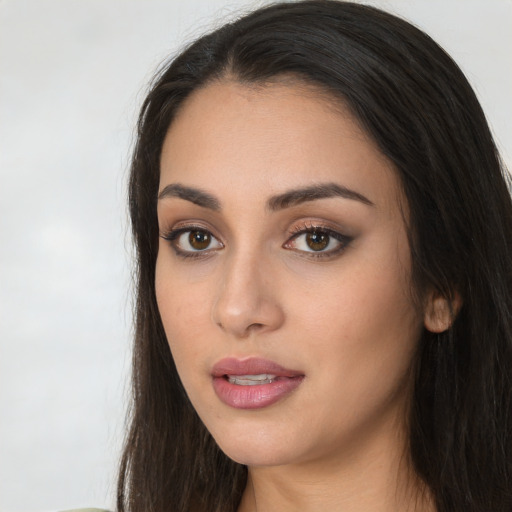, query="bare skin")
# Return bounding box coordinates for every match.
[156,80,446,512]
